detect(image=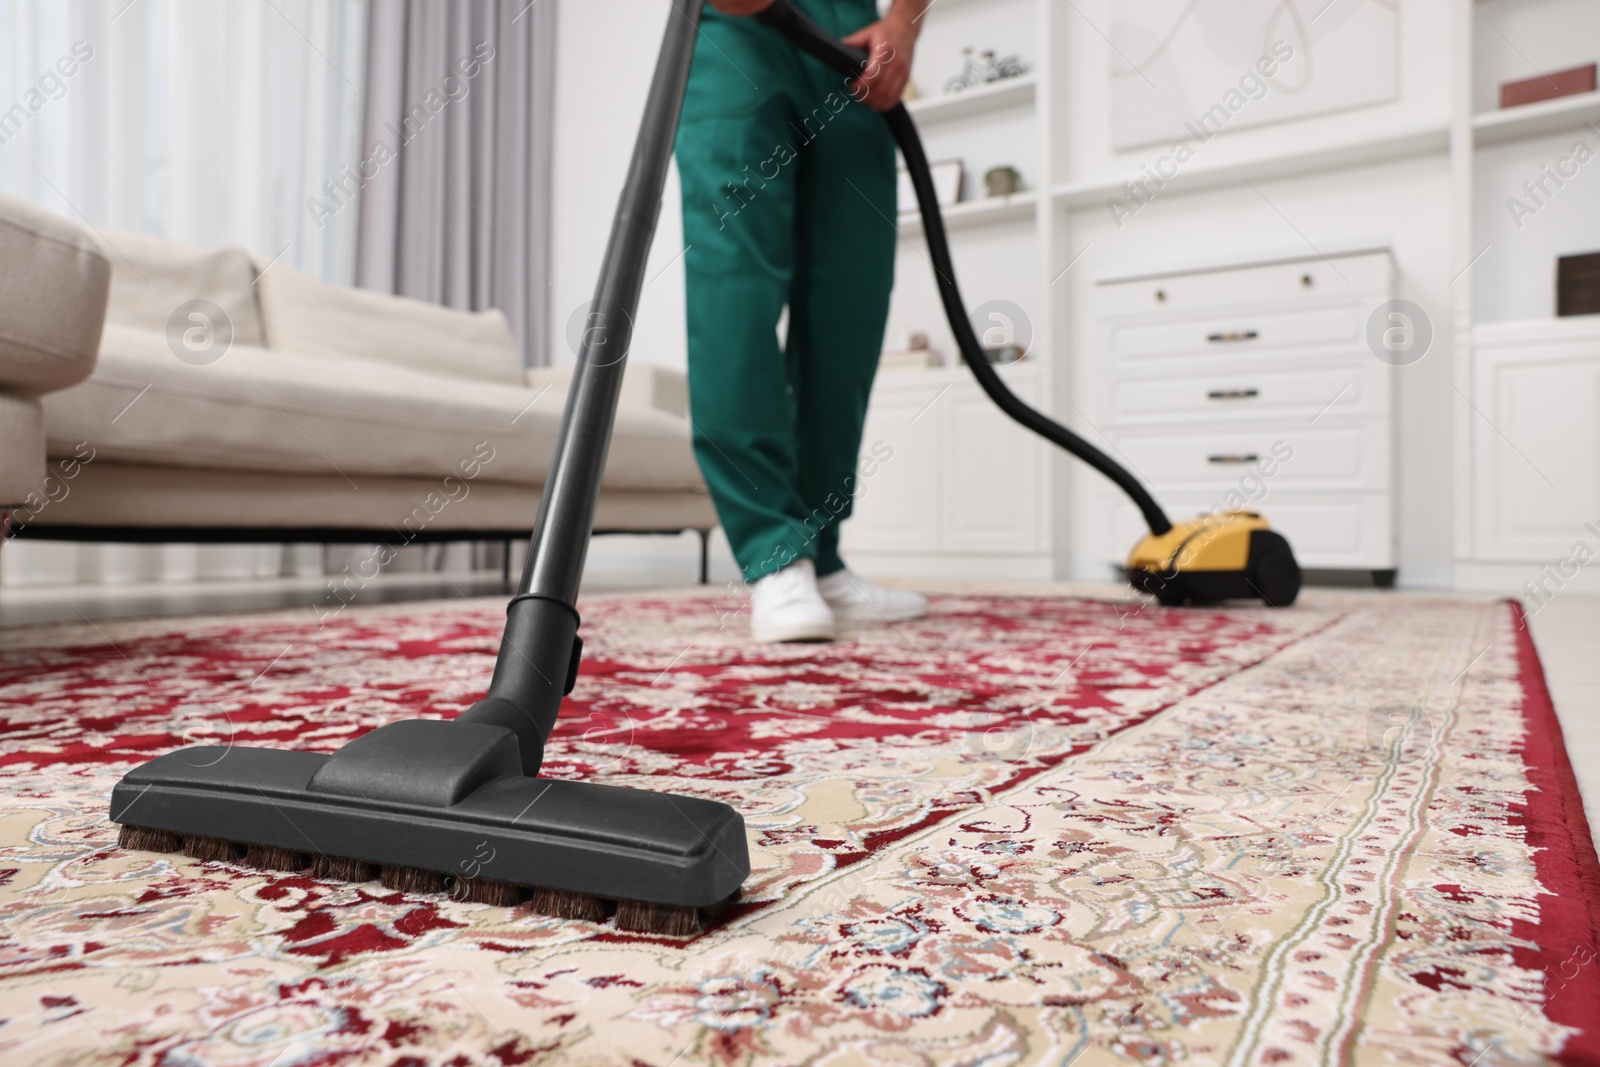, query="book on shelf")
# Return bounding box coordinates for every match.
[1500,63,1596,109]
[1558,251,1600,317]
